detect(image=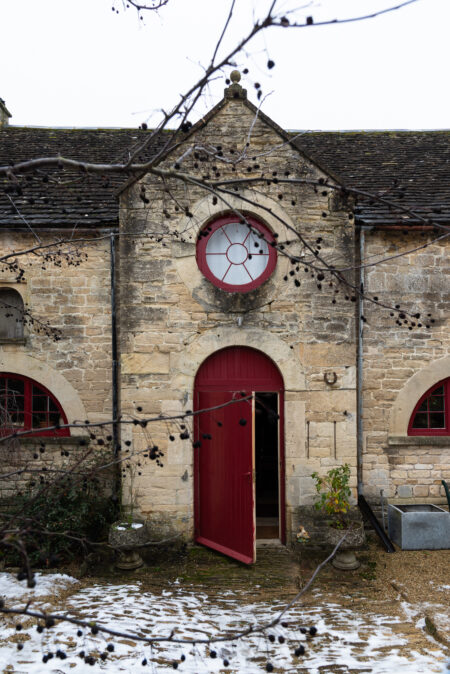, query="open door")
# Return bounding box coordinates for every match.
[194,390,255,564]
[194,347,284,564]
